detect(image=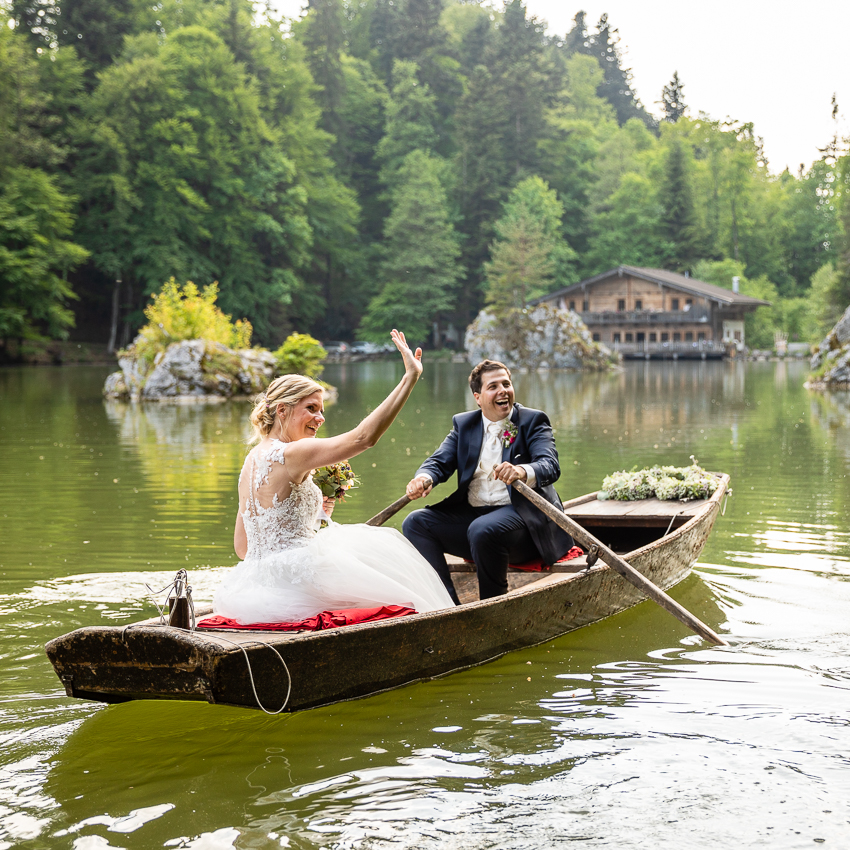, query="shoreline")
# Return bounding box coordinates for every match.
[0,340,116,367]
